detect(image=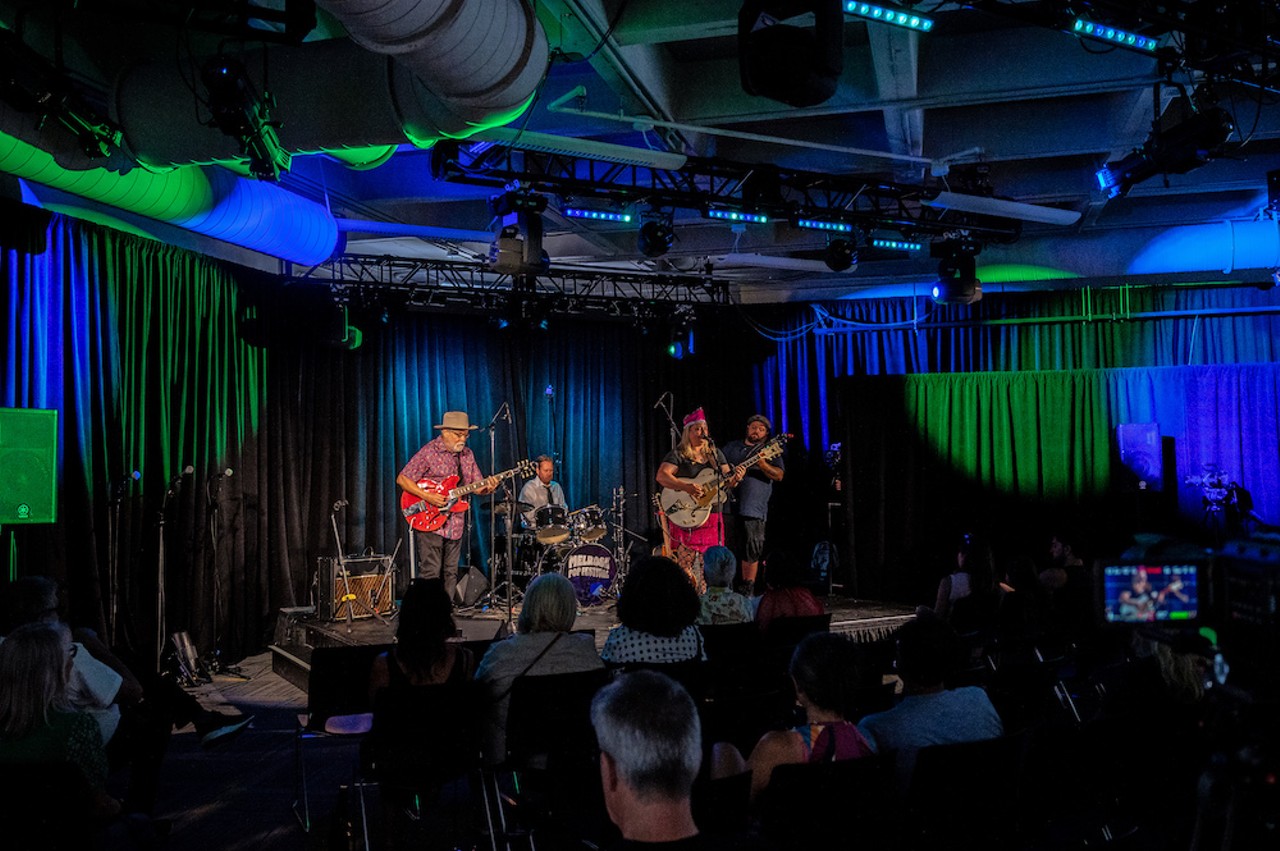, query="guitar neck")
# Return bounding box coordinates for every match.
[451,465,514,497]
